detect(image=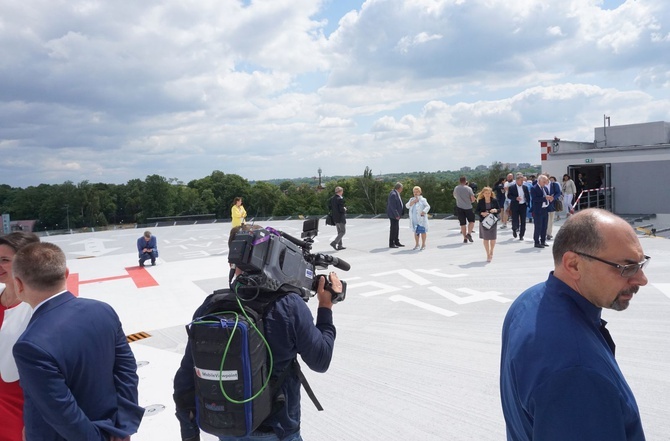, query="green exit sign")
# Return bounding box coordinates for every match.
[585,158,593,163]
